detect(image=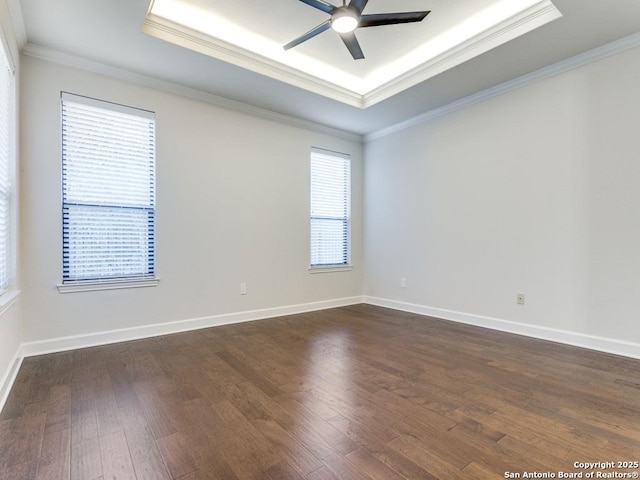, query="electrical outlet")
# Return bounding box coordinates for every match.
[517,293,525,305]
[240,283,247,295]
[401,278,407,288]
